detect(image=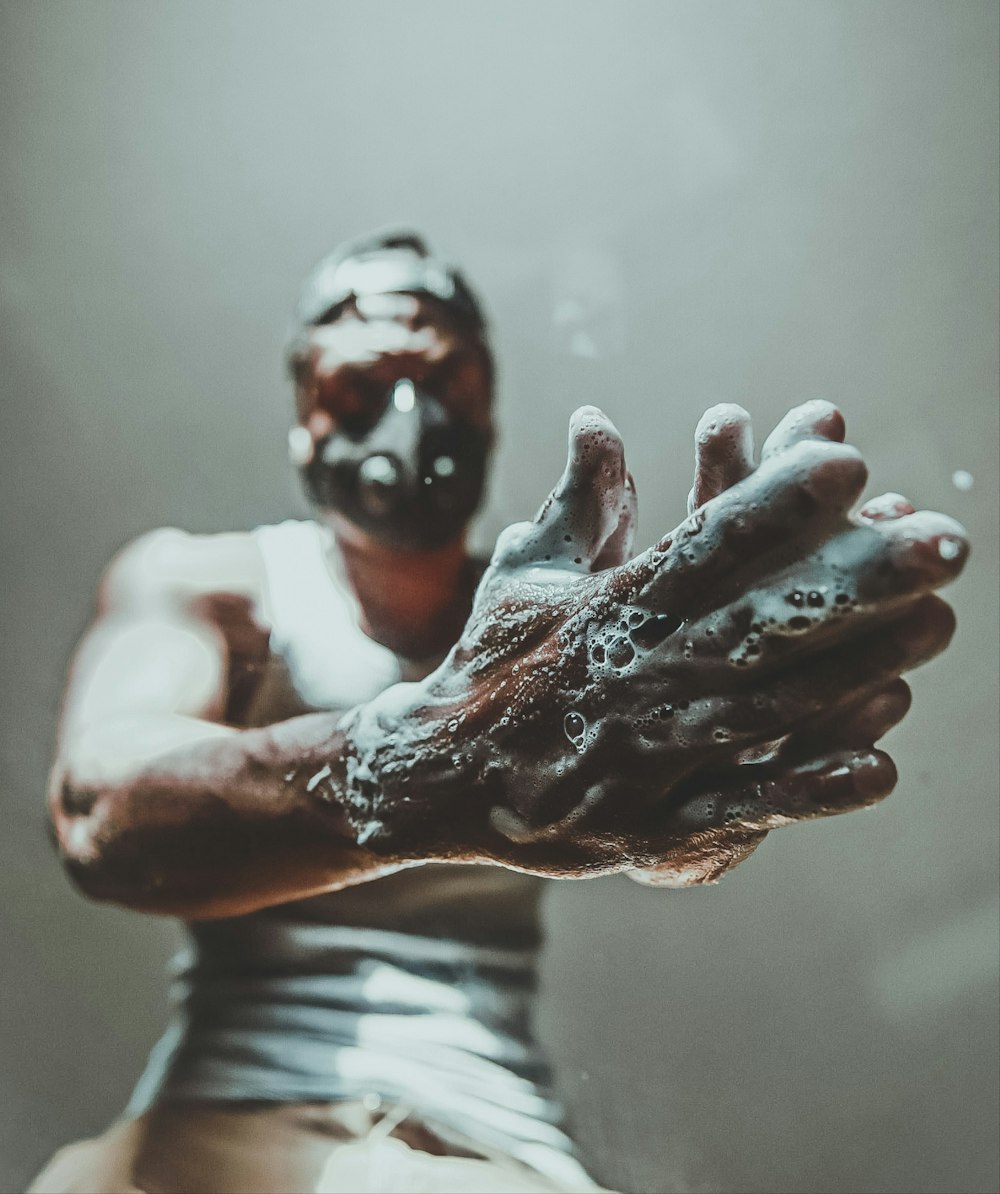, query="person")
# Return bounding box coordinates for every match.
[30,231,968,1194]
